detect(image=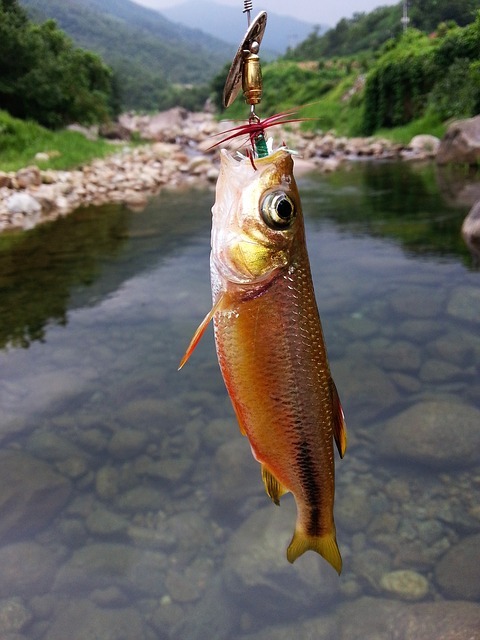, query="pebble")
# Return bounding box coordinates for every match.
[0,110,412,234]
[379,569,429,601]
